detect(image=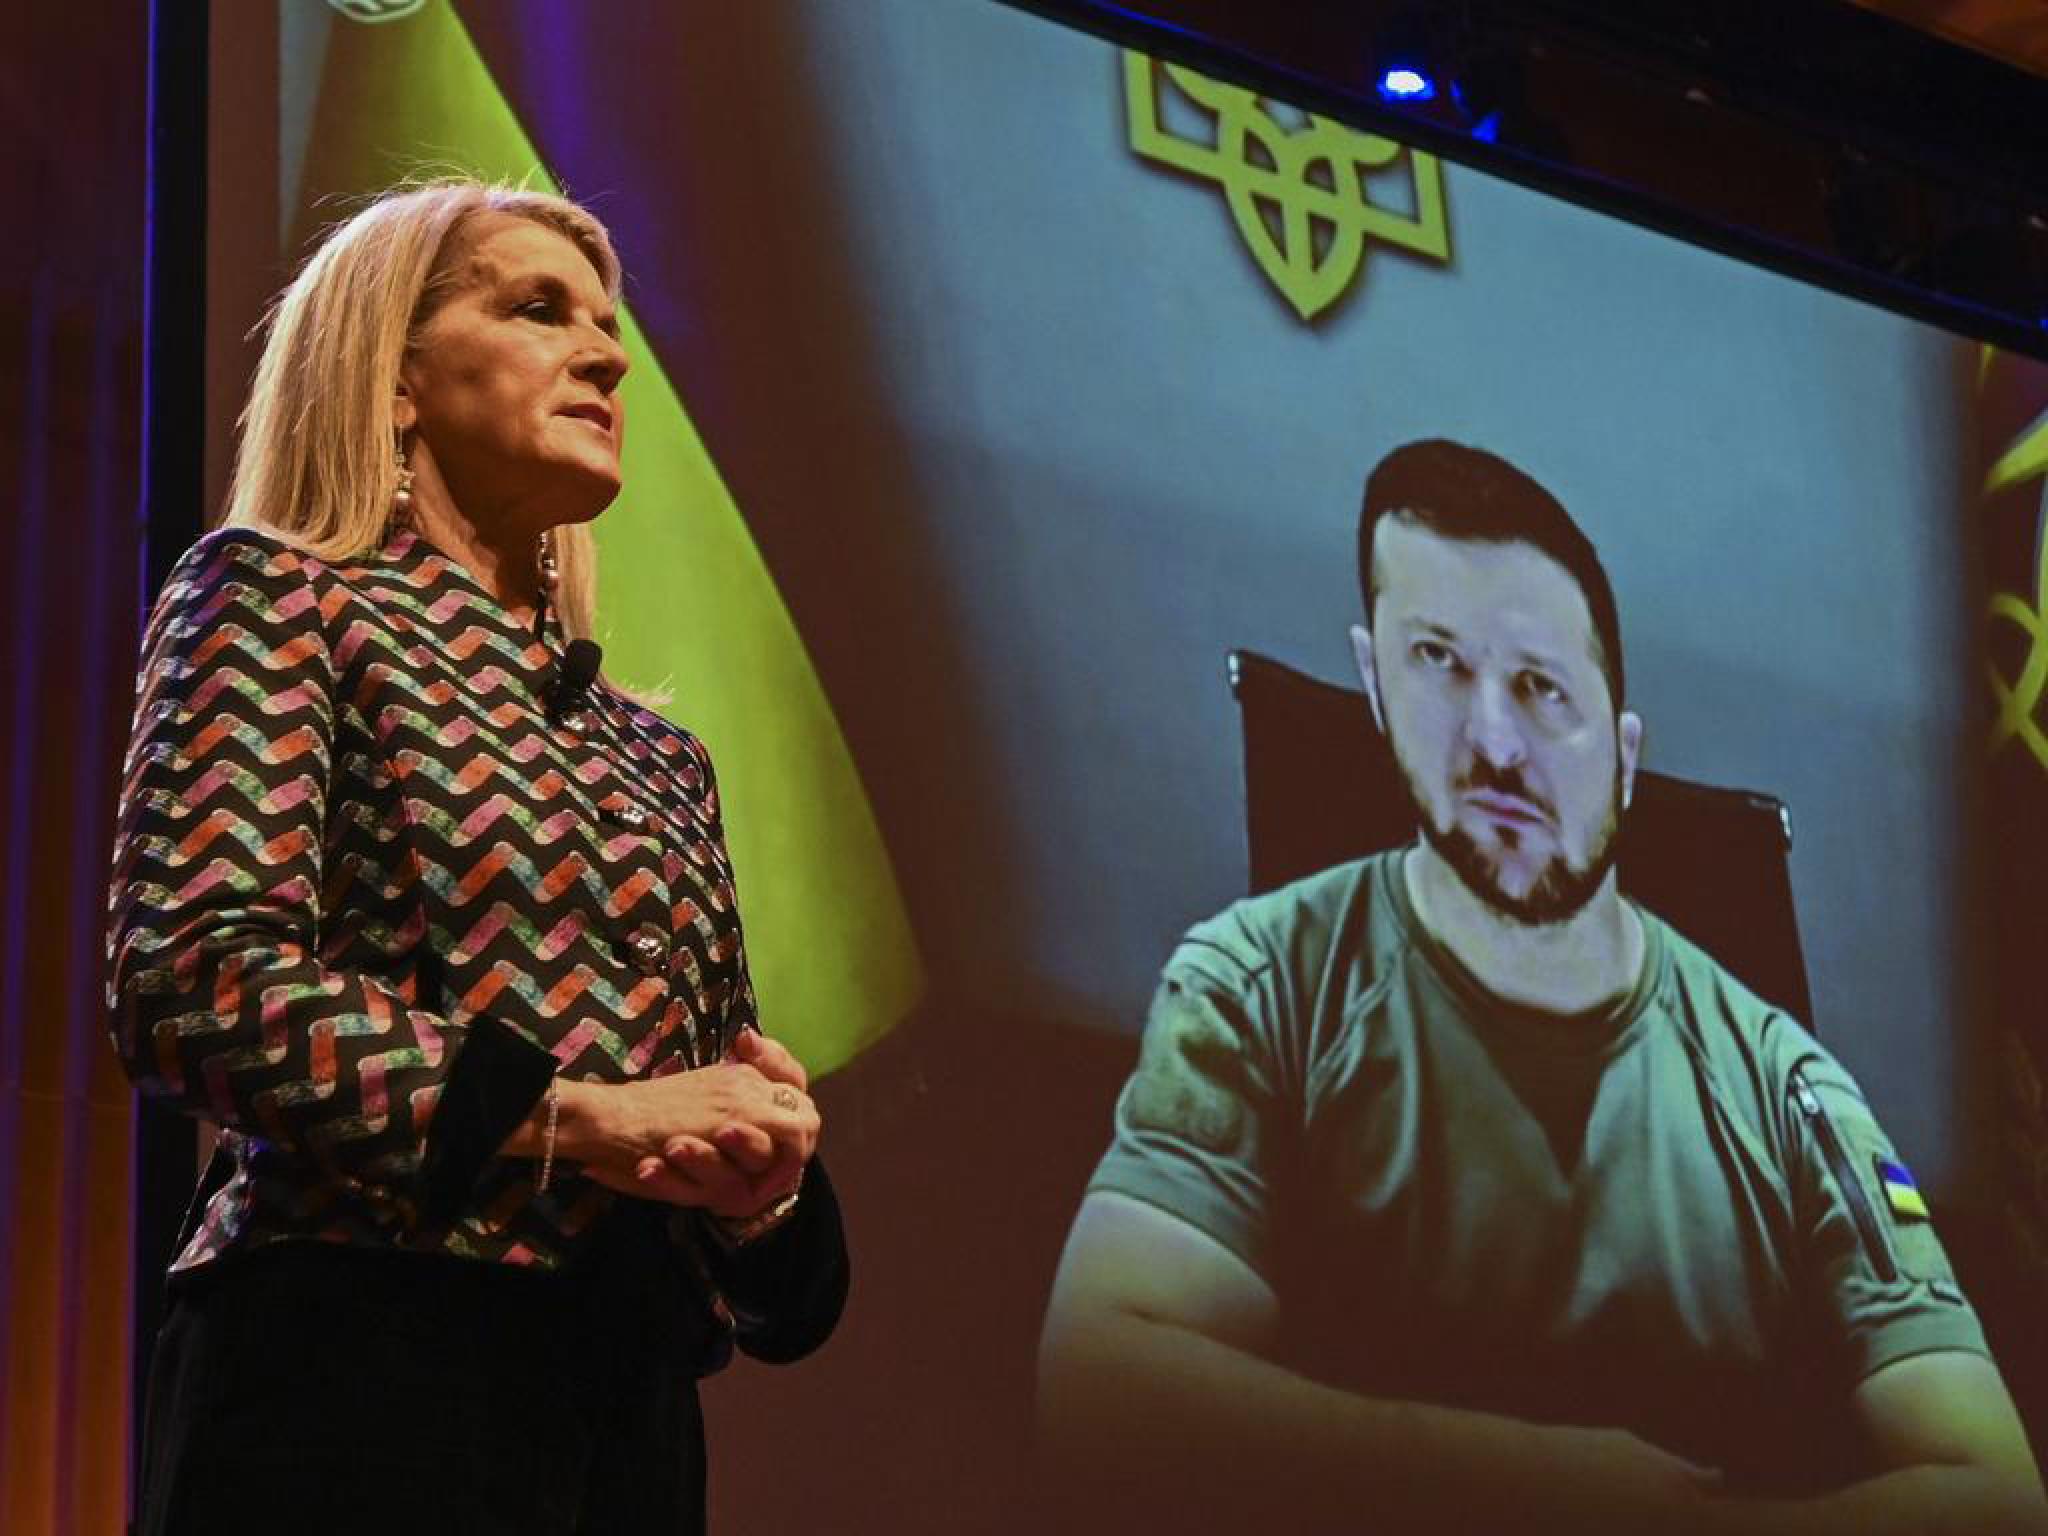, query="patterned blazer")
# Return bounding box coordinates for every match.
[108,527,843,1356]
